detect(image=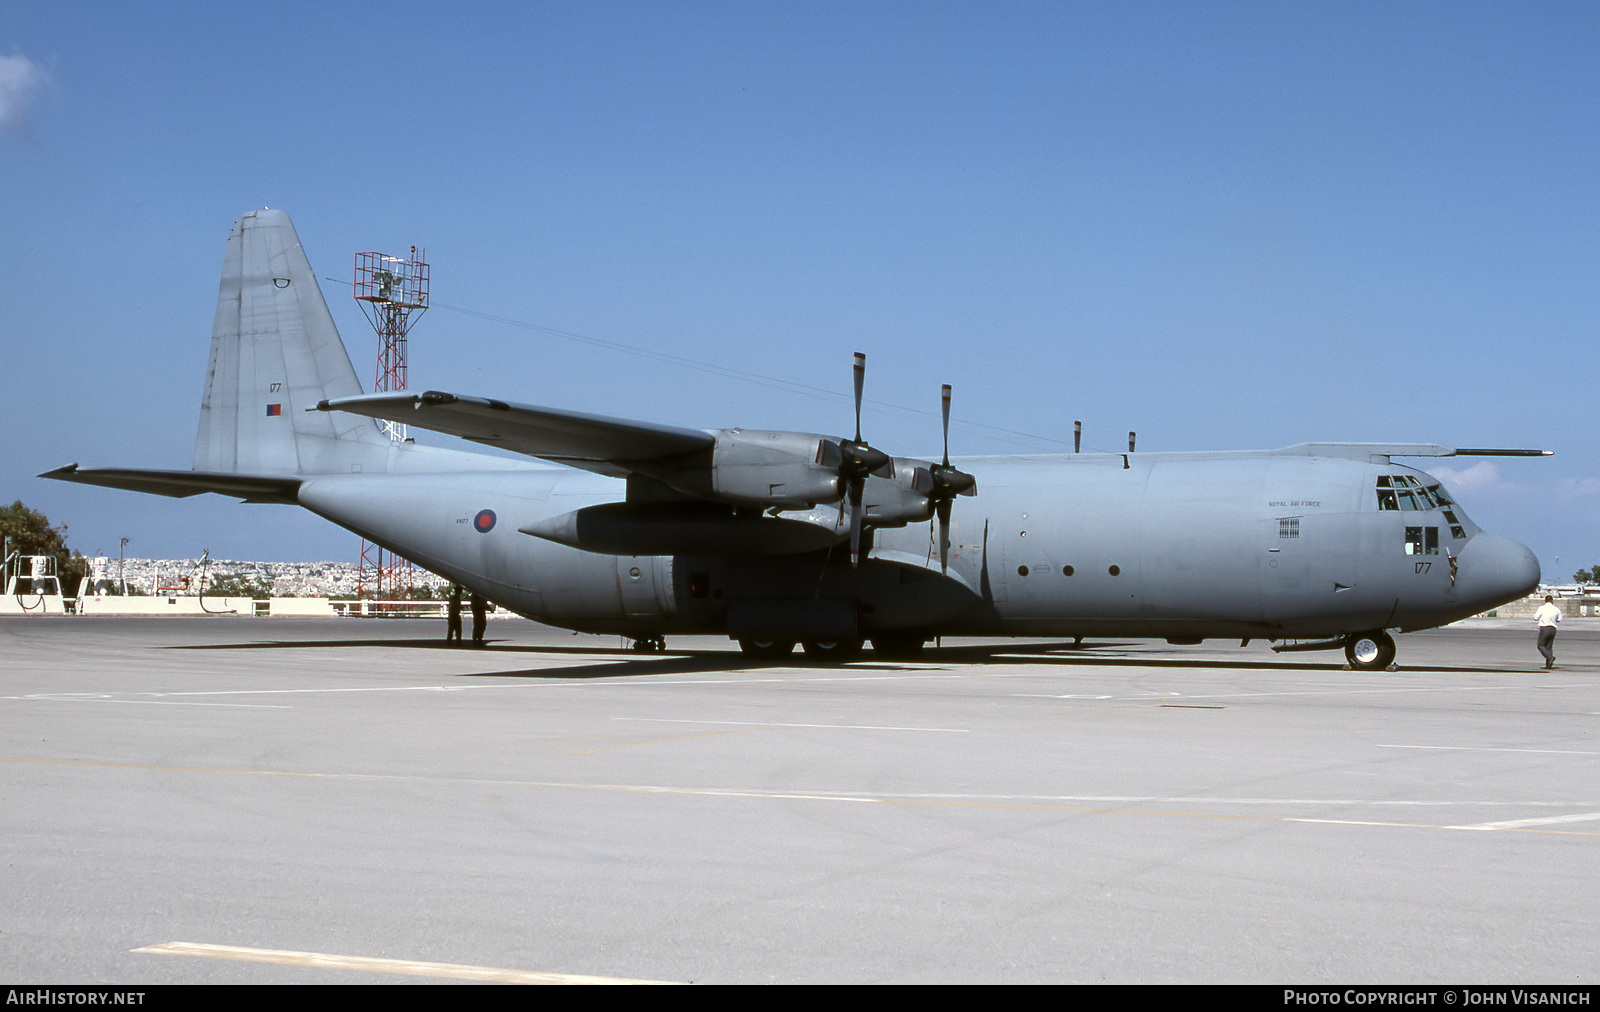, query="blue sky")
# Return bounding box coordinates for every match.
[3,2,1595,576]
